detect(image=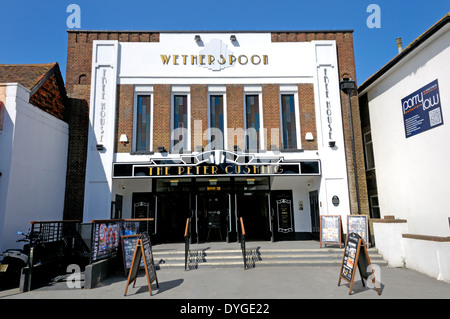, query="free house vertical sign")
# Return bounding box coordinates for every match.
[401,79,444,138]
